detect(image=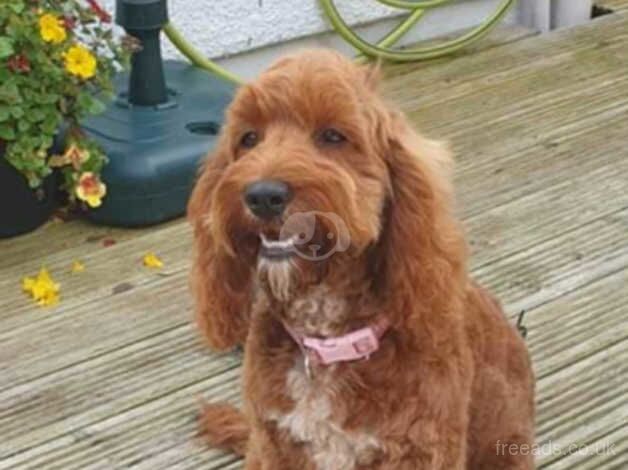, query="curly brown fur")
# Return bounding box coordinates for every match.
[188,49,535,469]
